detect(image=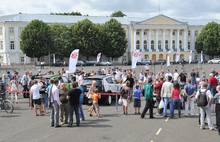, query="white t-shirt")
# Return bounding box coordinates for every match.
[139,73,144,81]
[78,75,84,86]
[165,73,172,80]
[30,84,41,99]
[115,71,121,80]
[144,66,149,70]
[144,76,148,85]
[195,89,213,107]
[122,74,127,82]
[173,72,179,81]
